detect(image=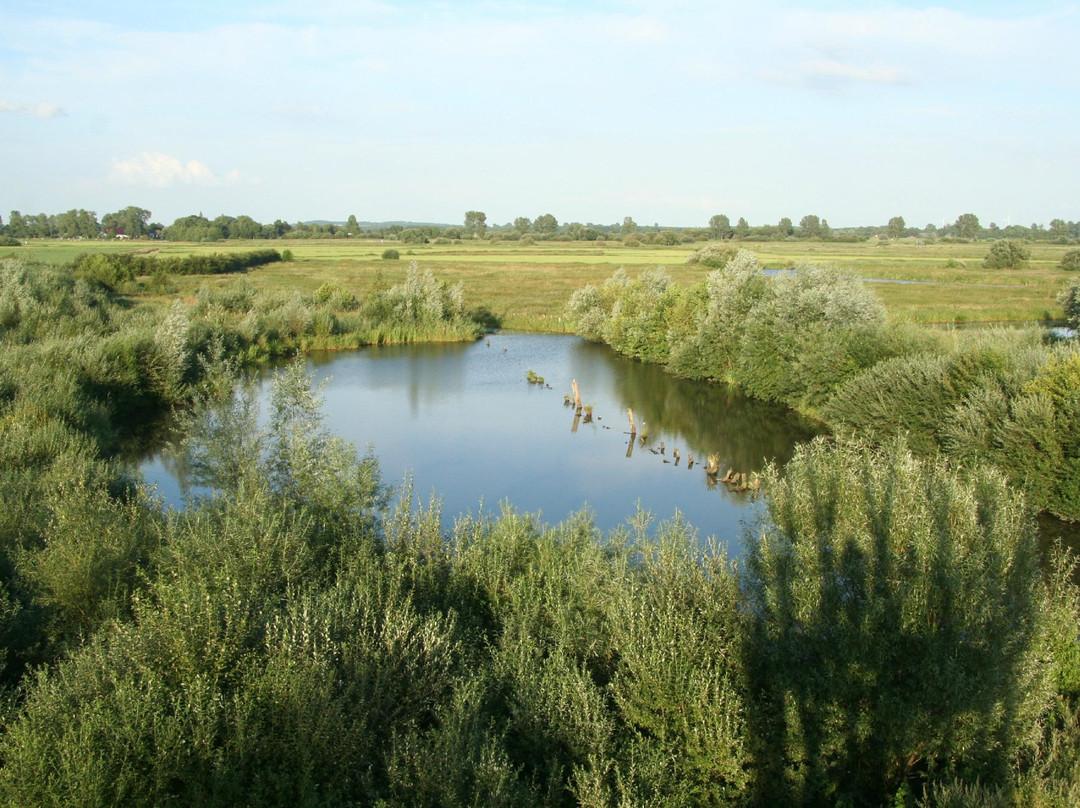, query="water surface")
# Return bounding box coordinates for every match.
[142,333,820,550]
